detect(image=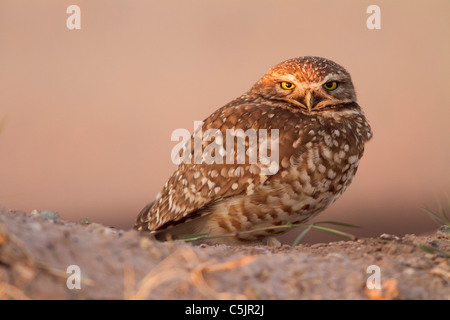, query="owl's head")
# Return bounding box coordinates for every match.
[250,56,356,112]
